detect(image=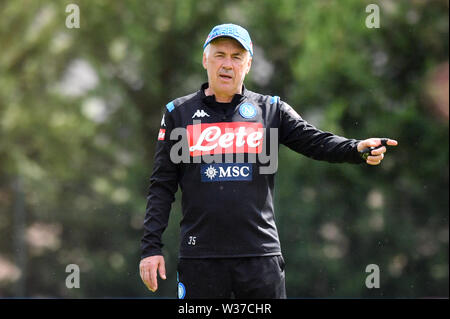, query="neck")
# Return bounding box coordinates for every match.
[204,85,242,103]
